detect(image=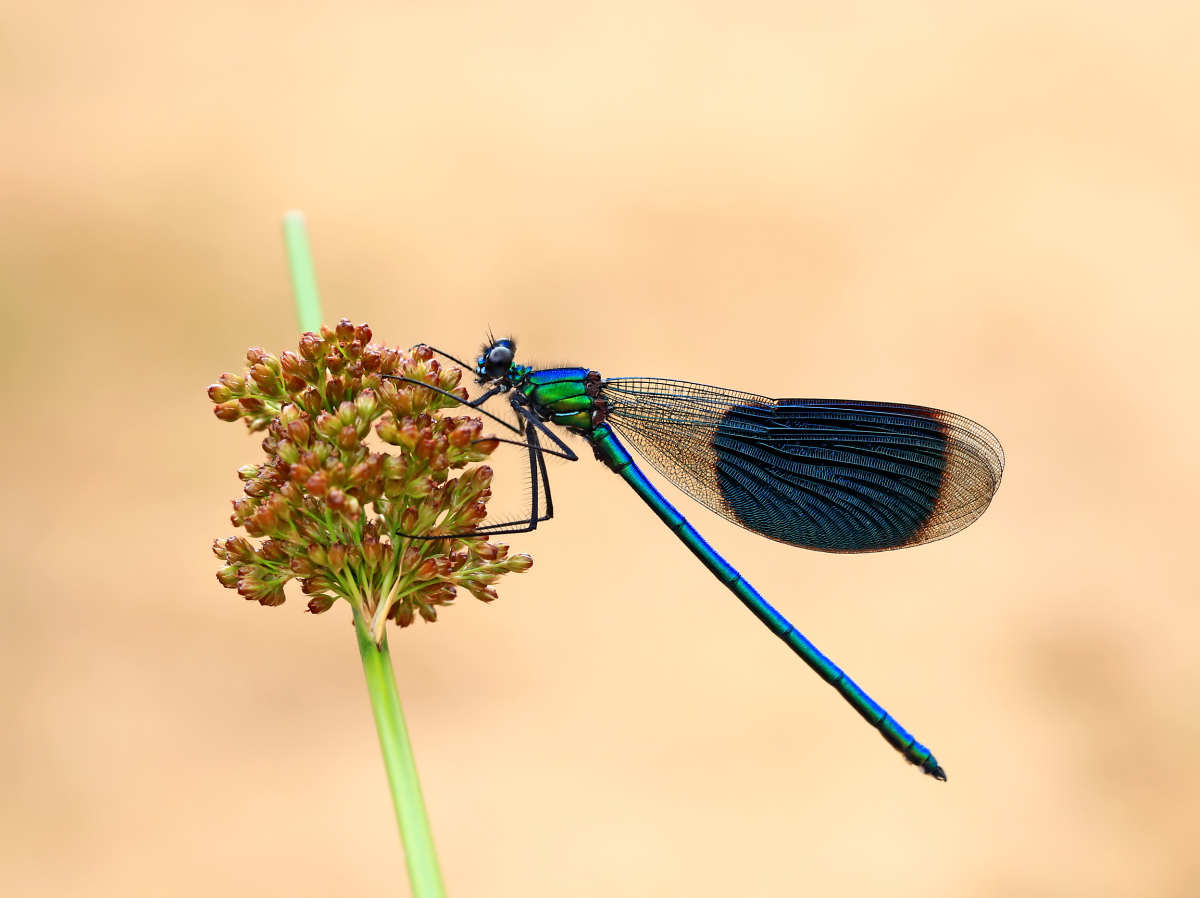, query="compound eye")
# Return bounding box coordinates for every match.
[487,345,513,368]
